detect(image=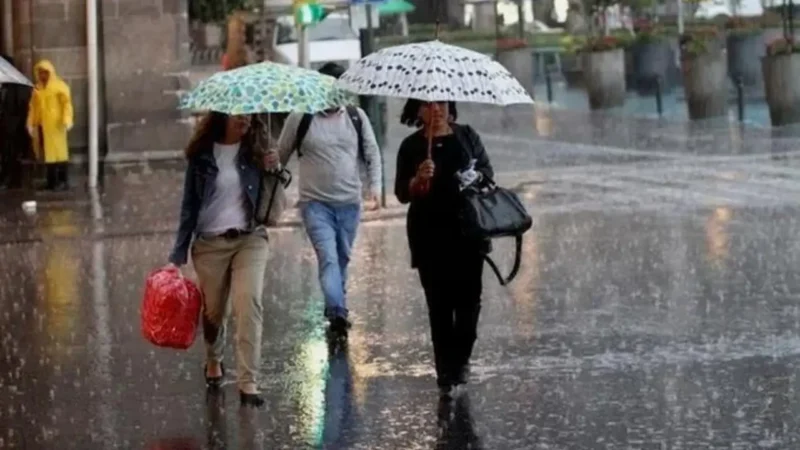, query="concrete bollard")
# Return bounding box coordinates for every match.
[762,53,800,127]
[496,48,536,96]
[582,49,626,110]
[682,49,728,120]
